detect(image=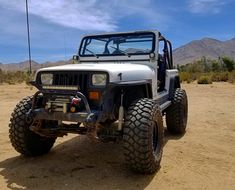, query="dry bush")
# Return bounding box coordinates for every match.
[211,72,229,82]
[197,75,212,84]
[179,72,201,83]
[228,71,235,83]
[0,71,31,85]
